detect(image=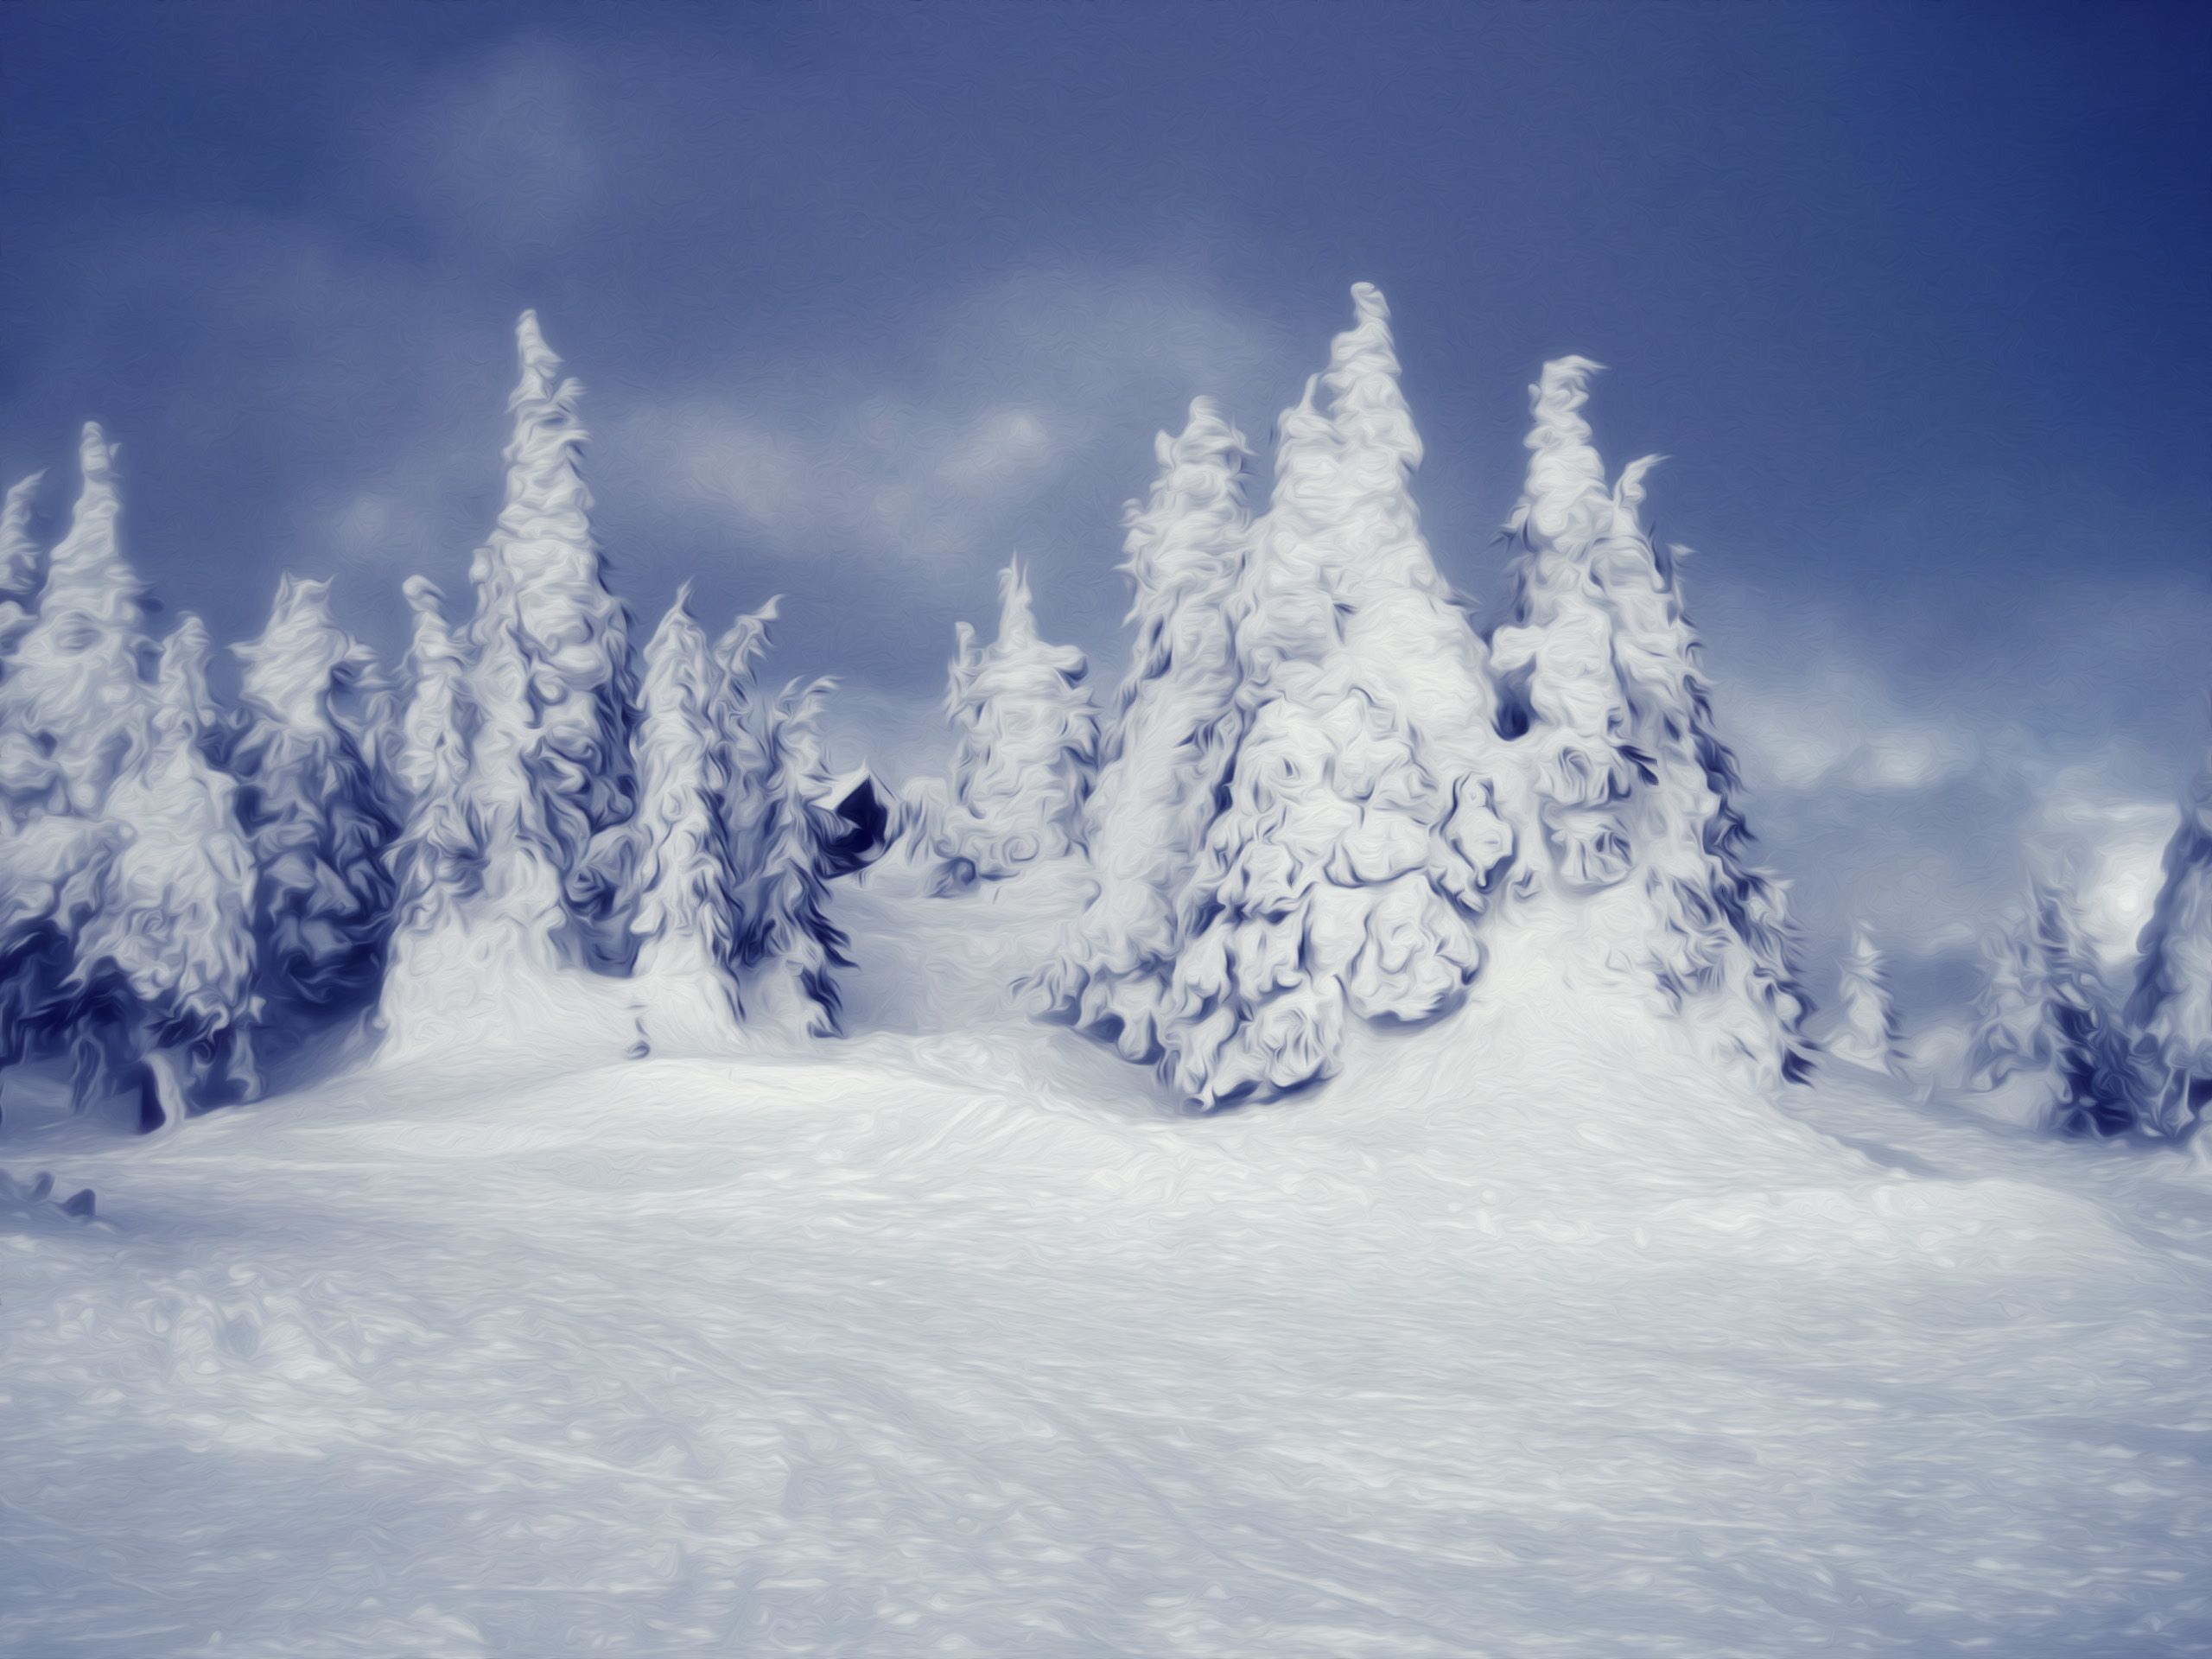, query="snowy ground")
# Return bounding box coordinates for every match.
[4,872,2210,1656]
